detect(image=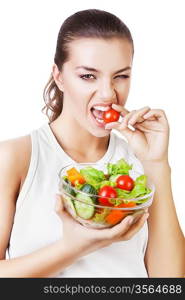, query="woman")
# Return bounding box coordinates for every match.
[0,9,184,277]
